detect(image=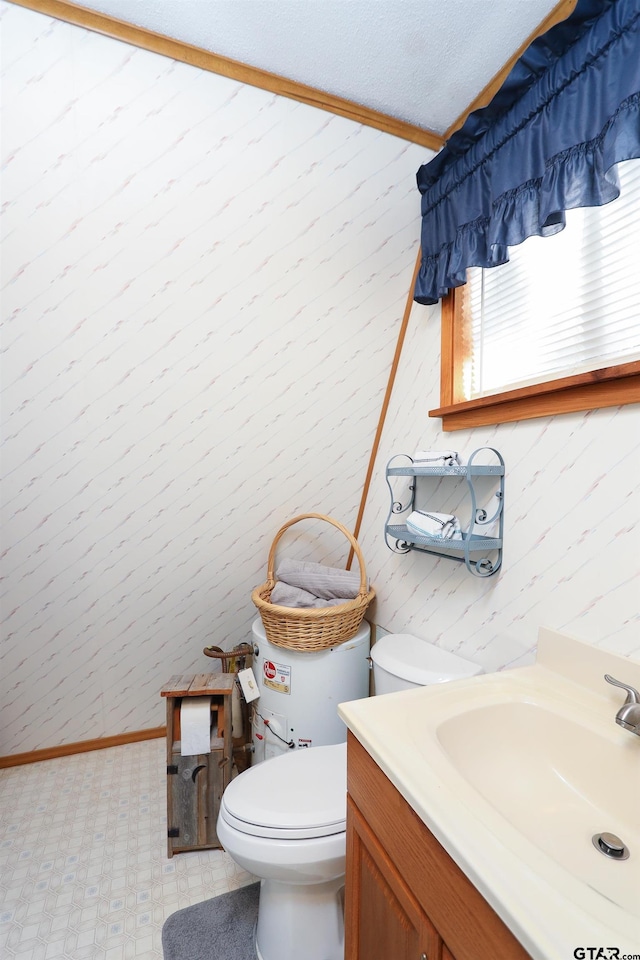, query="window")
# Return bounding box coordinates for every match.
[431,160,640,431]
